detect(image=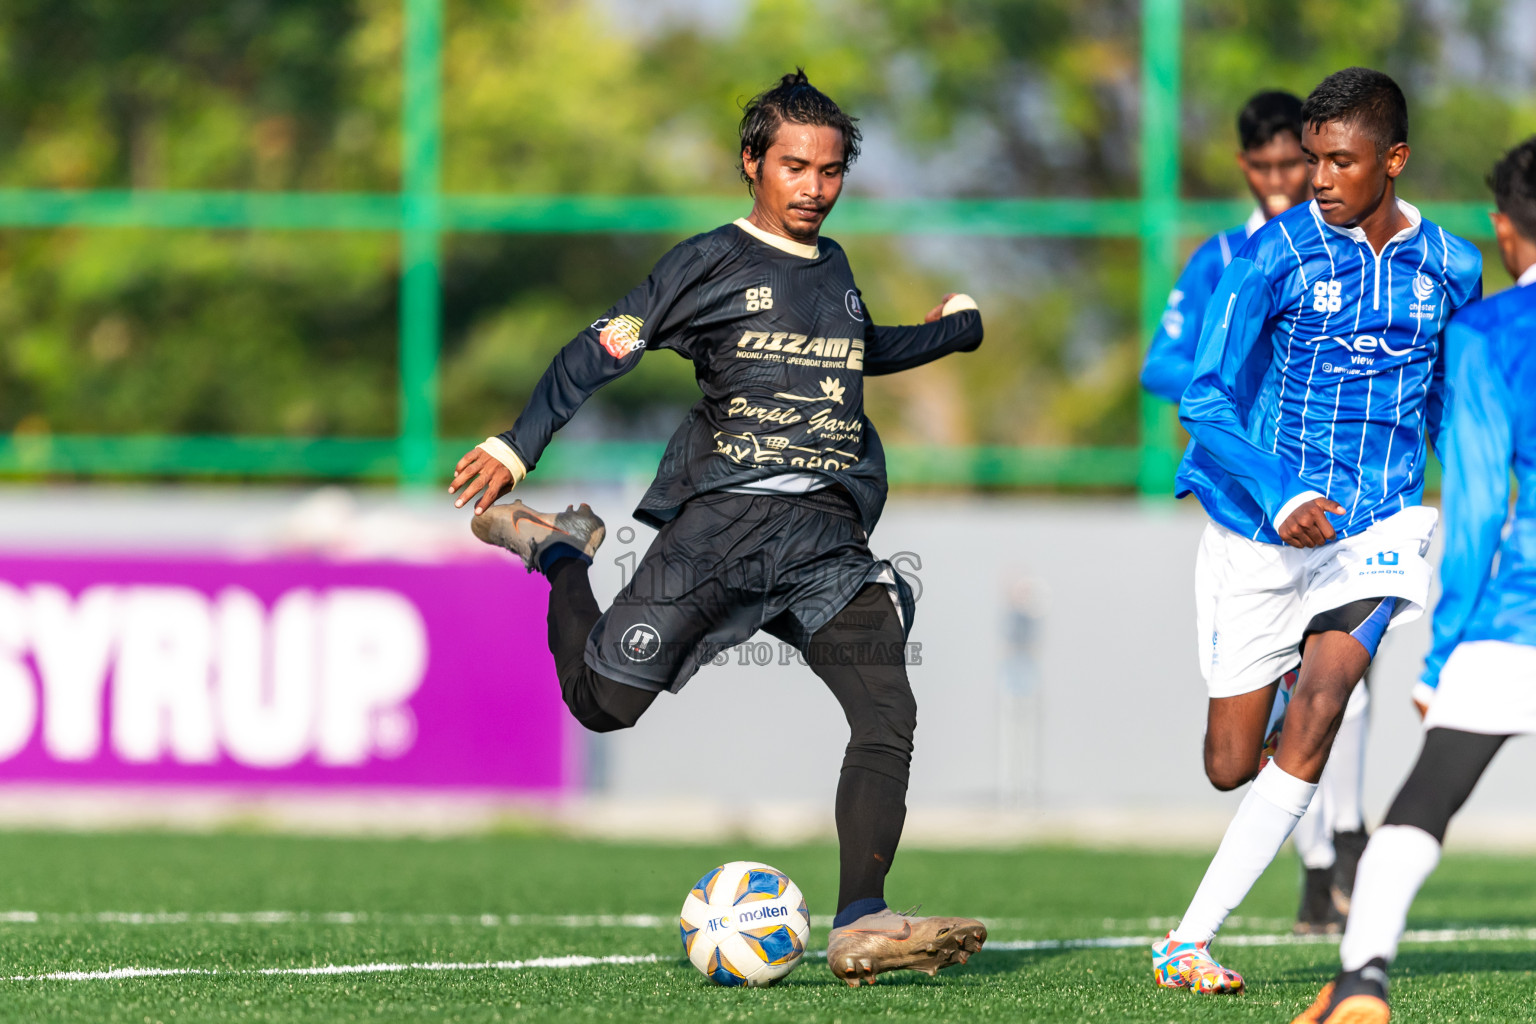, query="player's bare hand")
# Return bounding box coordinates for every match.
[1278,497,1345,548]
[449,448,513,515]
[924,293,959,323]
[1412,695,1430,719]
